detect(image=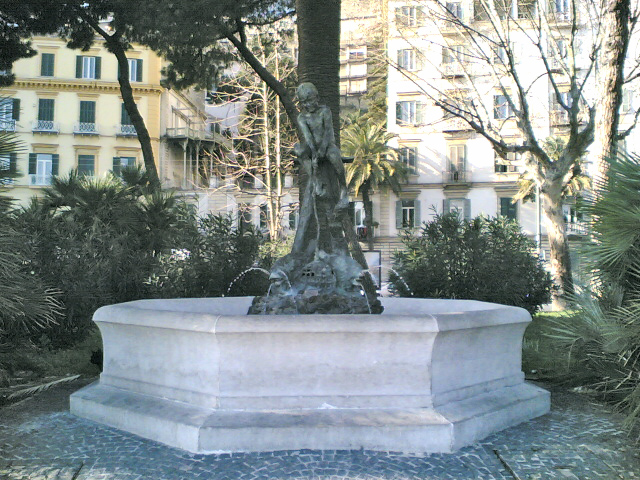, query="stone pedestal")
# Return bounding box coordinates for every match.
[70,297,549,453]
